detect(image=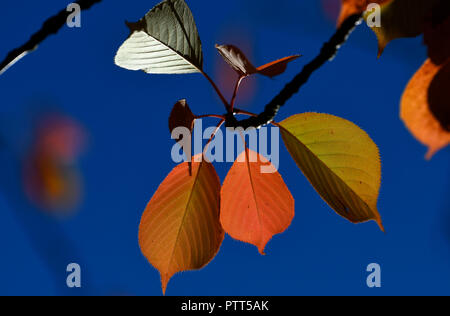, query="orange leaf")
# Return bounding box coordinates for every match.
[337,0,389,27]
[220,148,295,255]
[256,55,301,78]
[401,59,450,159]
[138,157,224,294]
